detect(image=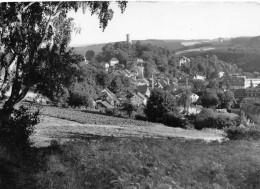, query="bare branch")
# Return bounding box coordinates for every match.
[22,2,35,12]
